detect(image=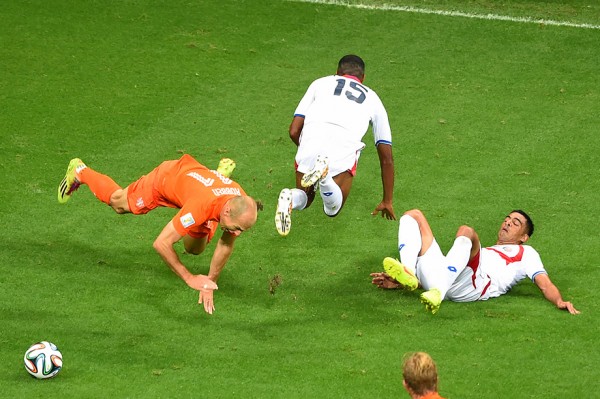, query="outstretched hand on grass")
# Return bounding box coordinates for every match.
[199,288,216,315]
[371,201,396,220]
[558,300,580,315]
[186,275,218,314]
